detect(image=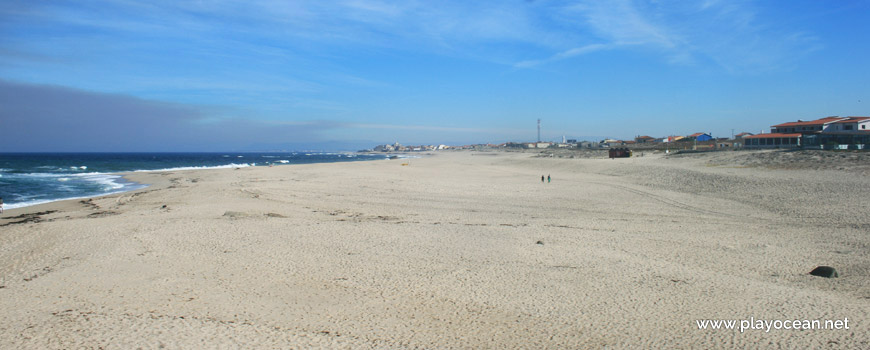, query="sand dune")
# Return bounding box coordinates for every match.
[0,151,867,348]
